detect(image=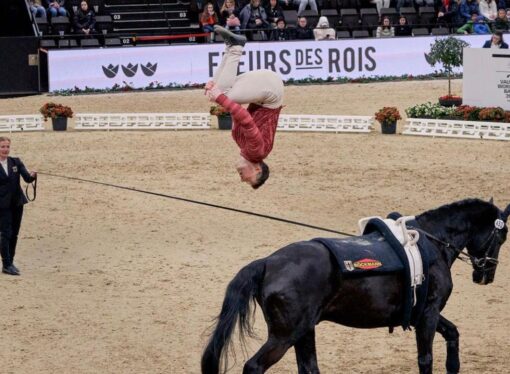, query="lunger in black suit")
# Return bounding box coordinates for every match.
[0,137,37,276]
[483,31,509,49]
